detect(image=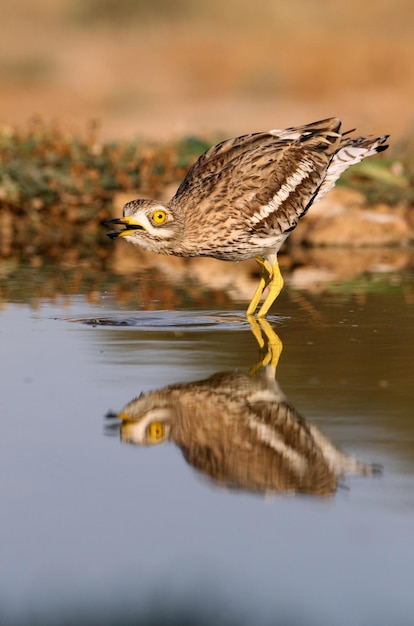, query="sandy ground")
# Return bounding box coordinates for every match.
[0,0,414,143]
